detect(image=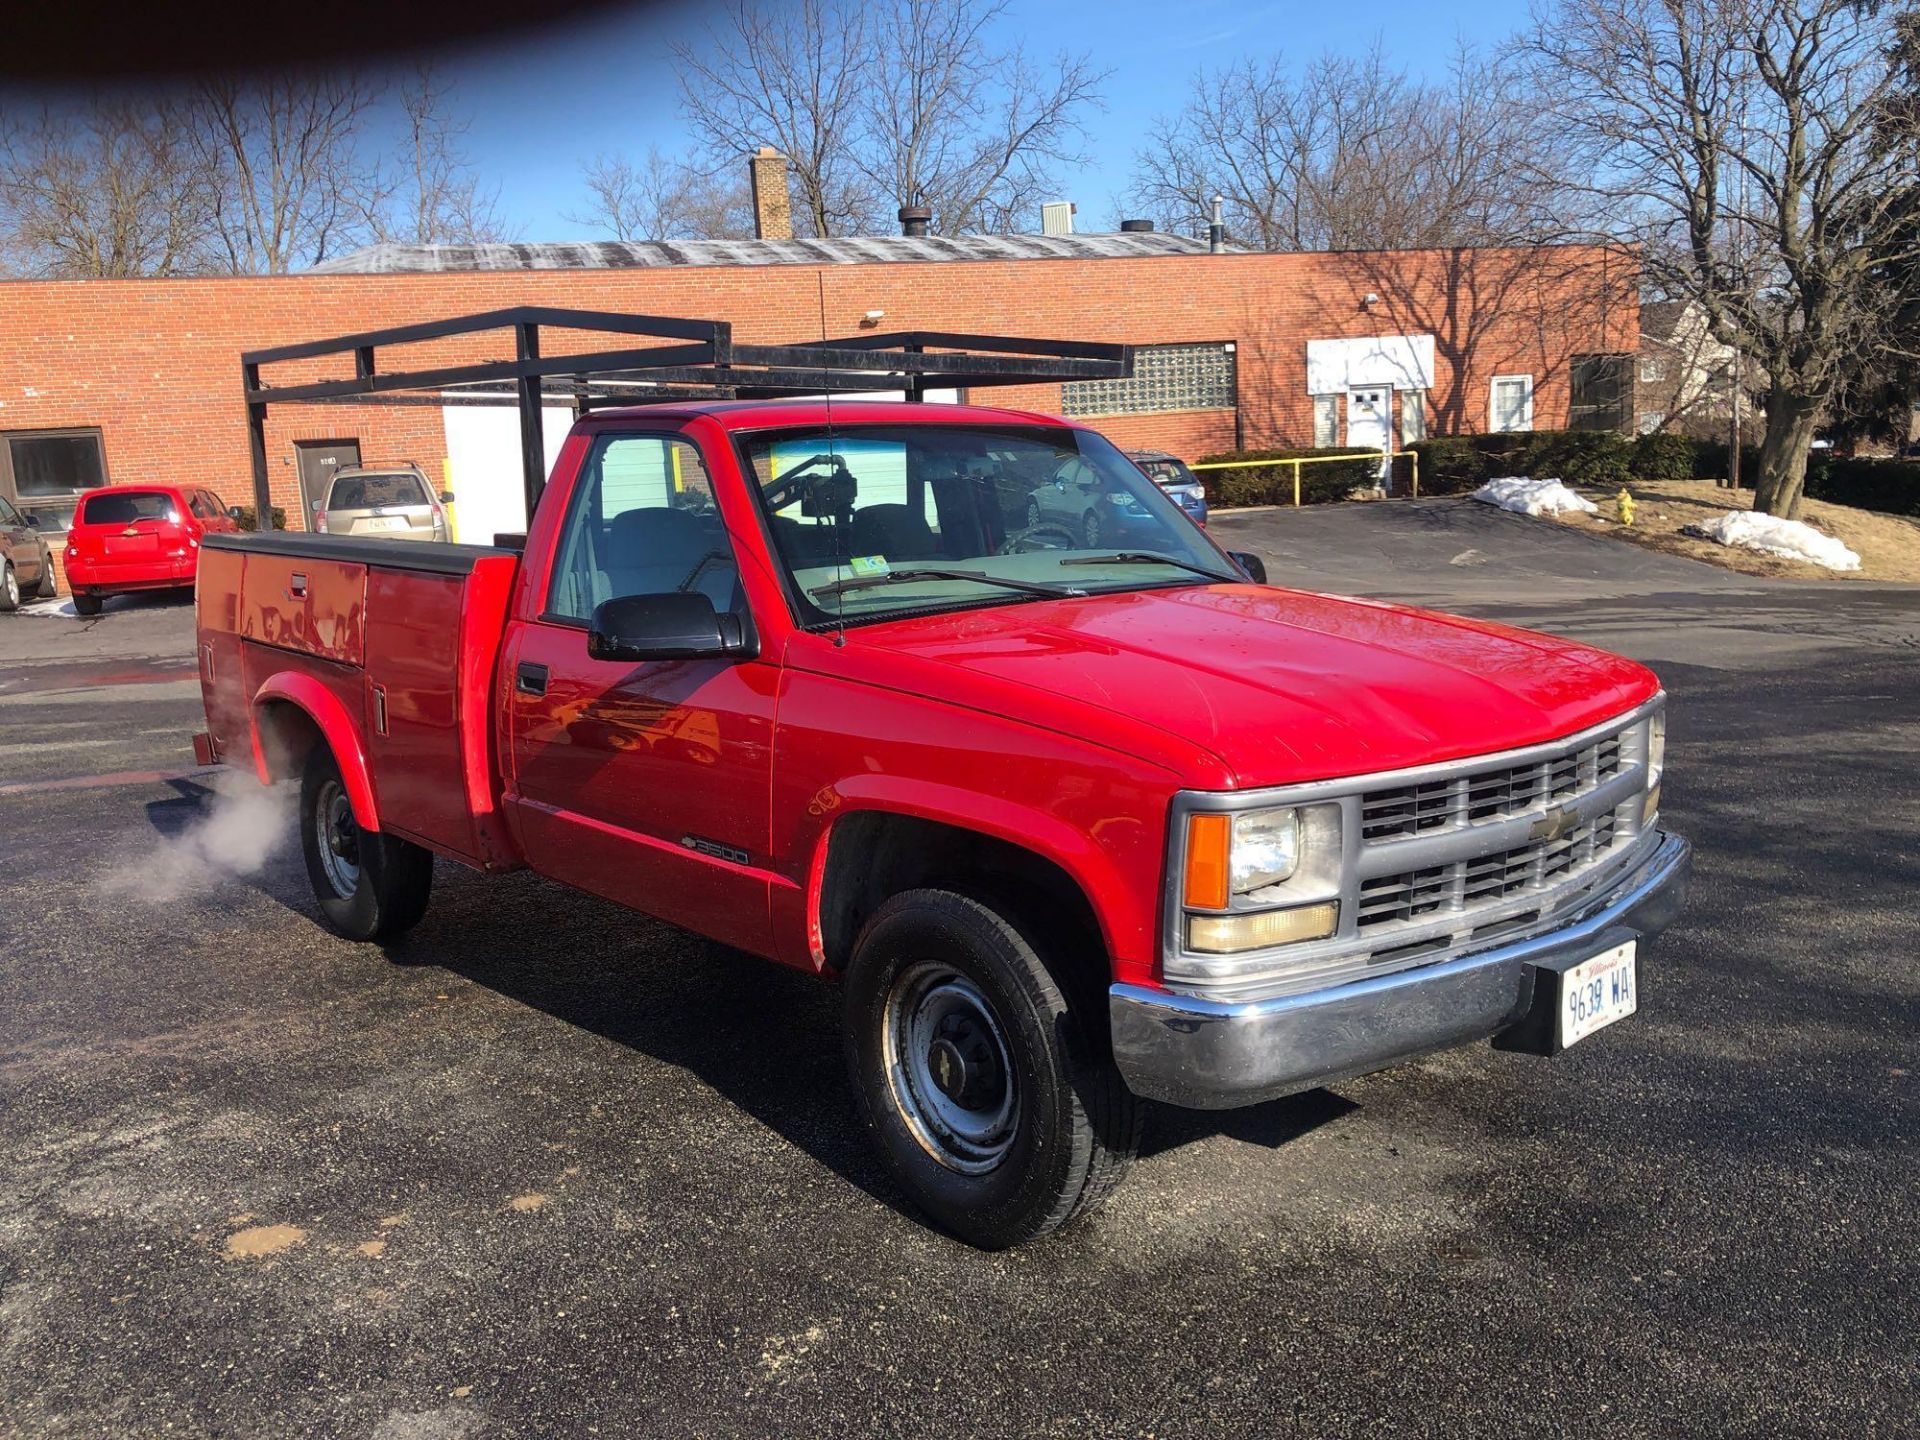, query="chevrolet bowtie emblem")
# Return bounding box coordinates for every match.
[1529,806,1580,844]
